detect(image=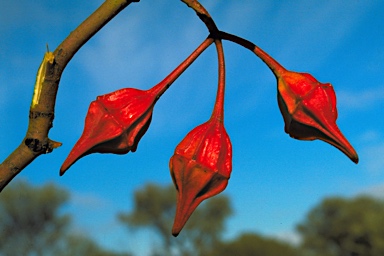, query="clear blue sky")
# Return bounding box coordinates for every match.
[1,0,384,254]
